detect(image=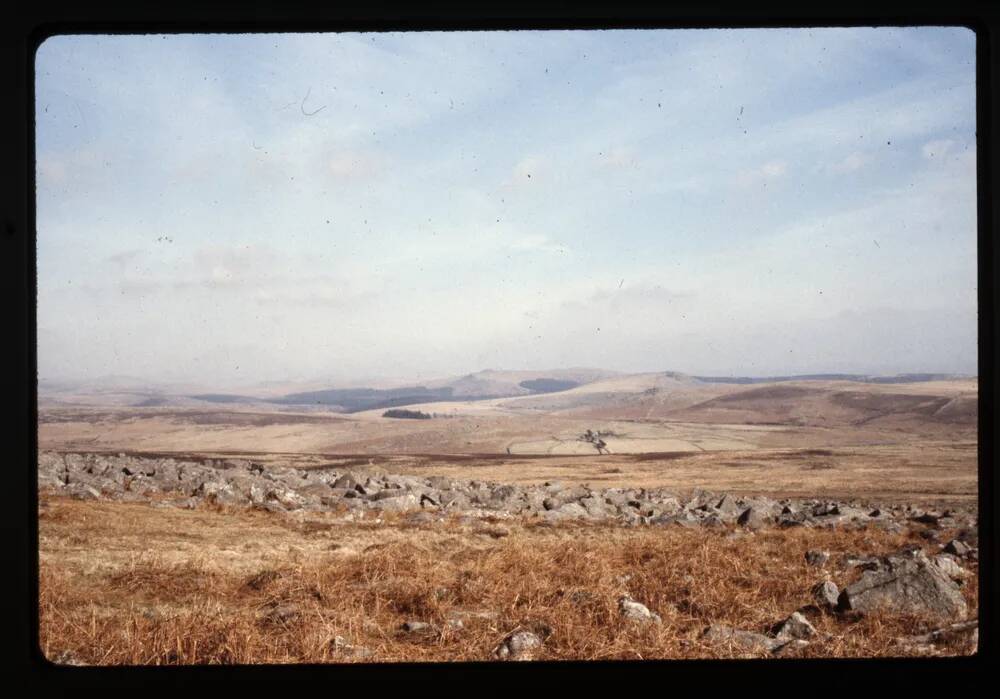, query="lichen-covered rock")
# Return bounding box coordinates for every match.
[932,554,970,581]
[618,596,661,625]
[494,630,543,661]
[369,492,421,511]
[812,580,840,610]
[701,624,782,653]
[772,611,818,640]
[837,550,968,620]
